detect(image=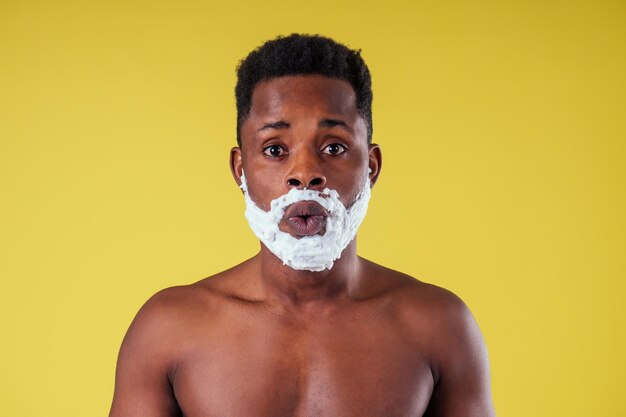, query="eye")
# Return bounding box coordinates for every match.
[262,144,287,158]
[322,143,347,155]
